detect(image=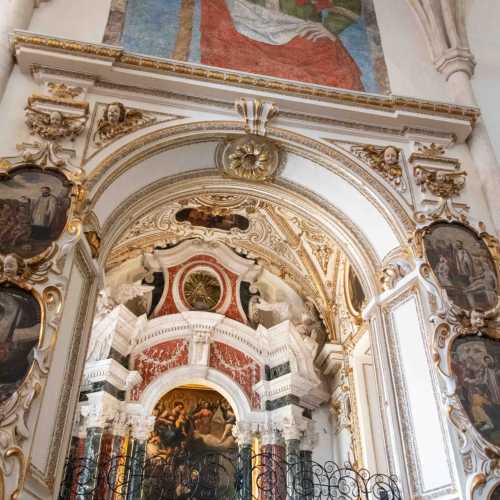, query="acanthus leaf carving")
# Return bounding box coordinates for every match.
[235,98,279,137]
